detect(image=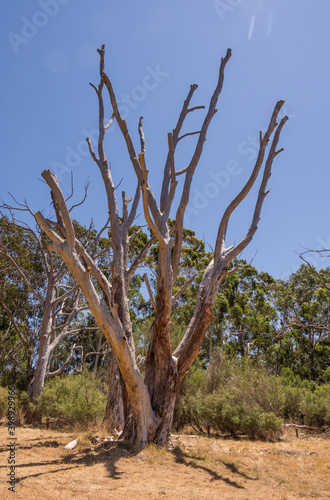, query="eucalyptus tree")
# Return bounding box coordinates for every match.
[0,216,94,401]
[275,264,330,382]
[222,261,277,359]
[0,218,38,389]
[35,45,288,448]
